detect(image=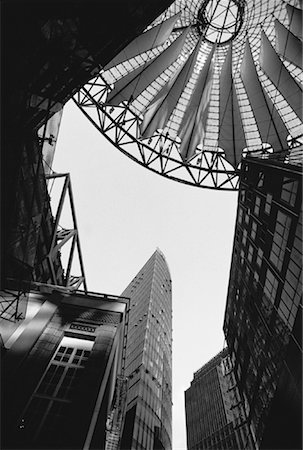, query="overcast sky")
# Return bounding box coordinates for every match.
[53,100,238,449]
